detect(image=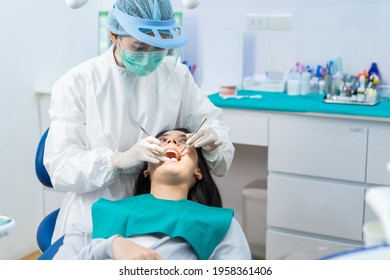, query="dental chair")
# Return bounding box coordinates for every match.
[35,128,64,260]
